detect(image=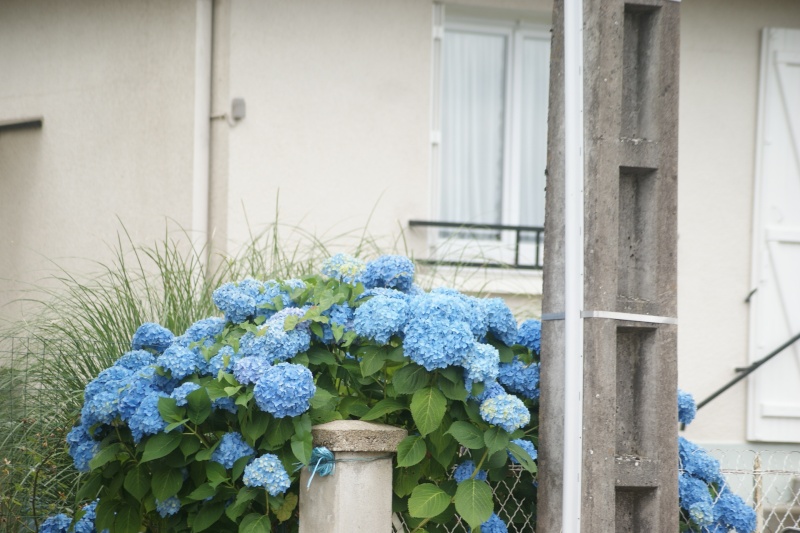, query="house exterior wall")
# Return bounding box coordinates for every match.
[0,0,199,321]
[3,0,800,446]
